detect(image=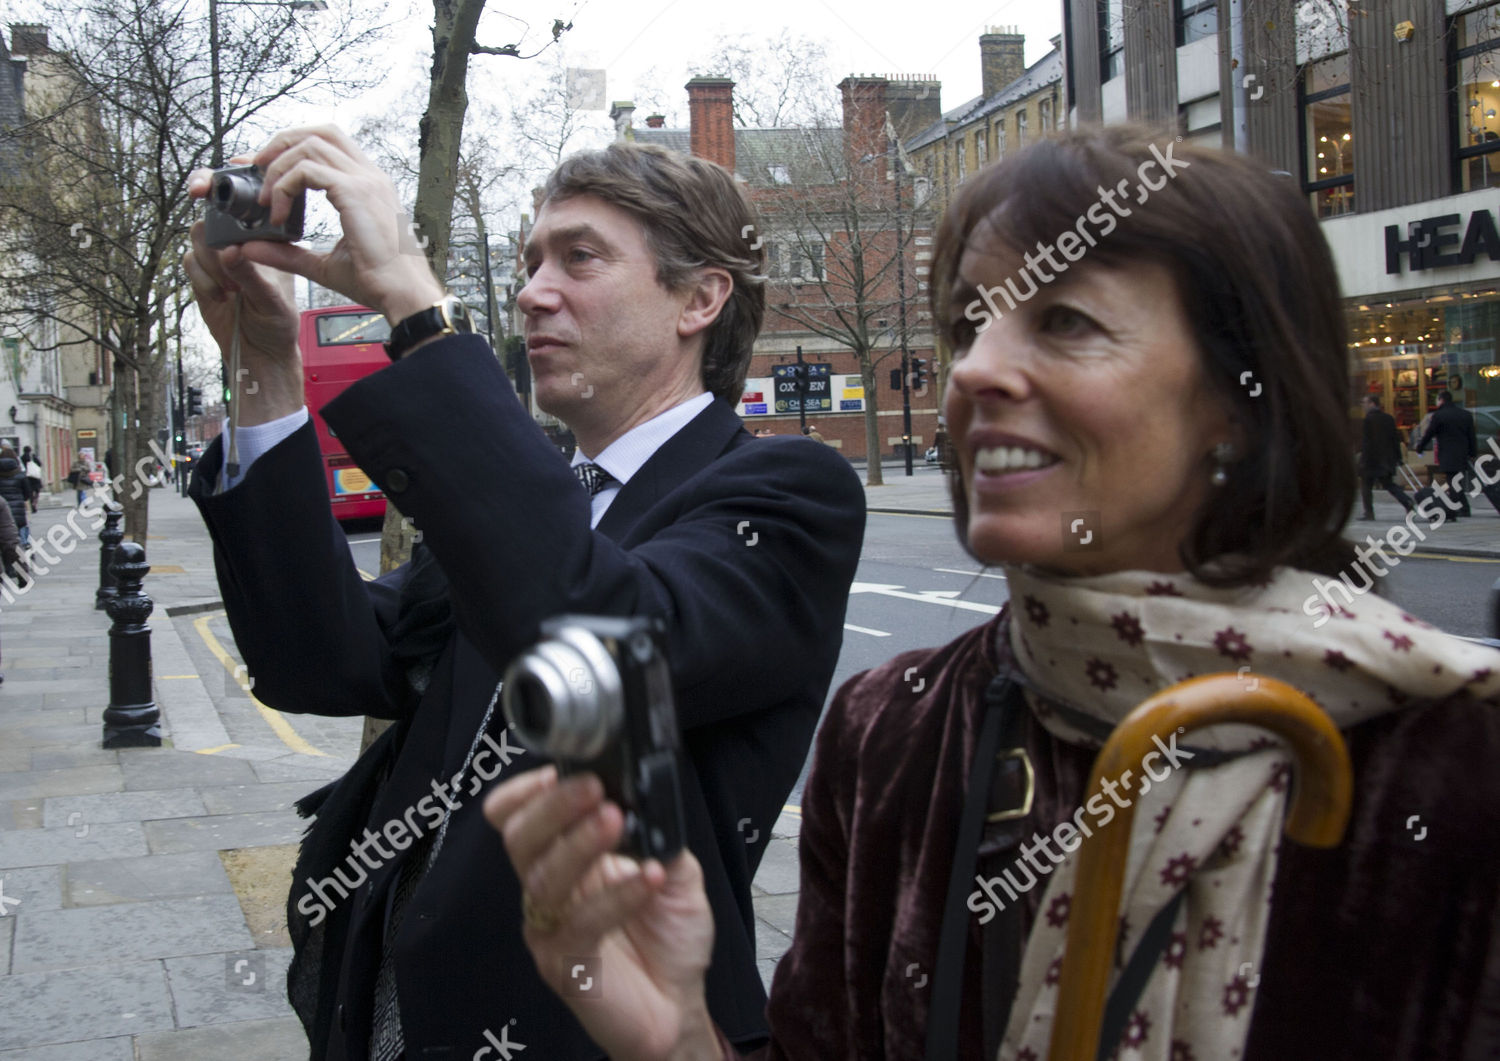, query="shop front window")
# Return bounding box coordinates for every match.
[1456,2,1500,190]
[1303,52,1353,217]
